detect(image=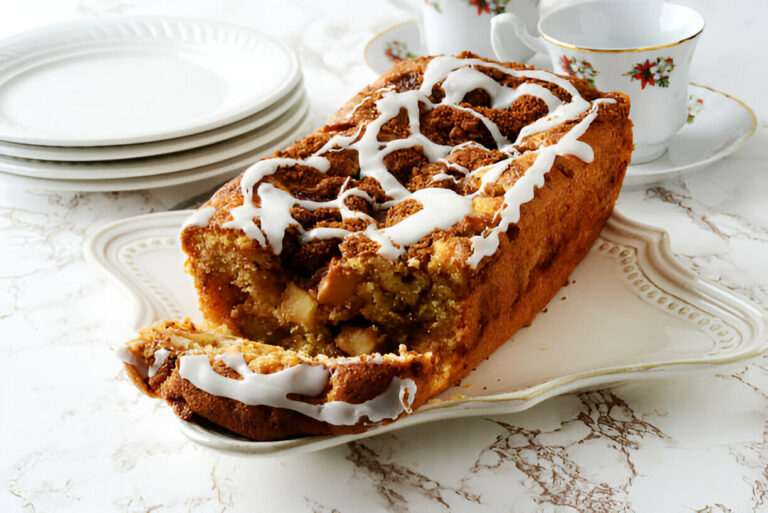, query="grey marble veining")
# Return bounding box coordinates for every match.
[1,1,767,512]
